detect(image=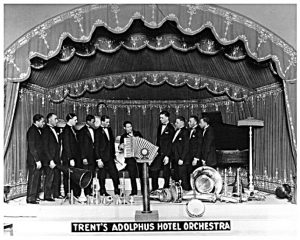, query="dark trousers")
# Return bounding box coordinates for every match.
[125,158,144,194]
[173,164,191,191]
[97,160,120,195]
[44,166,61,199]
[26,164,41,202]
[82,164,95,195]
[150,162,171,191]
